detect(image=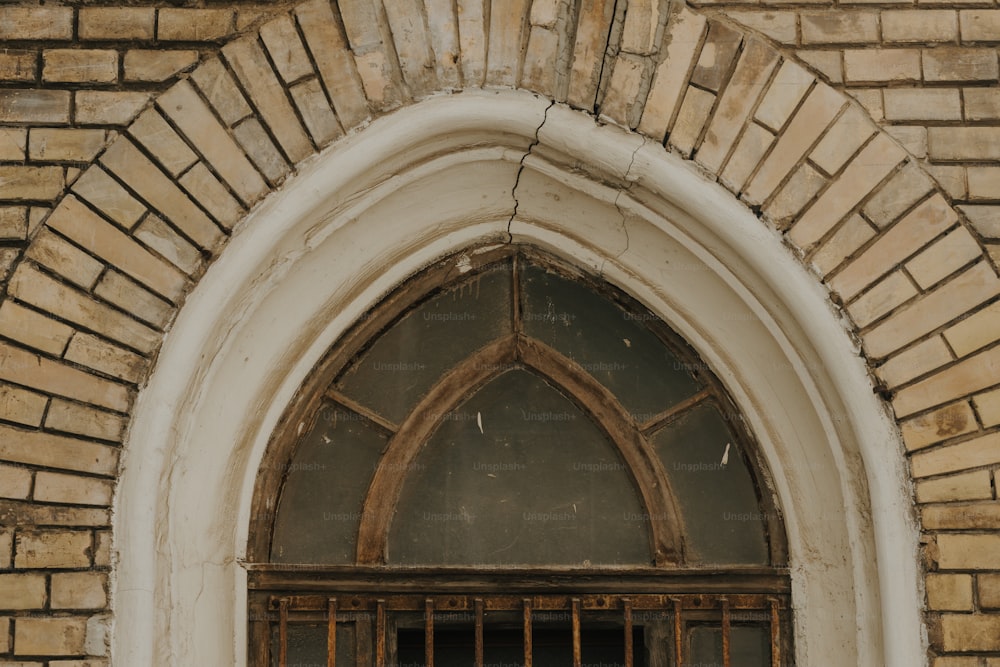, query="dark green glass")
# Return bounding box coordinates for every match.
[338,263,513,424]
[271,403,387,564]
[269,623,356,667]
[688,625,770,666]
[388,369,651,565]
[520,264,702,422]
[650,403,769,564]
